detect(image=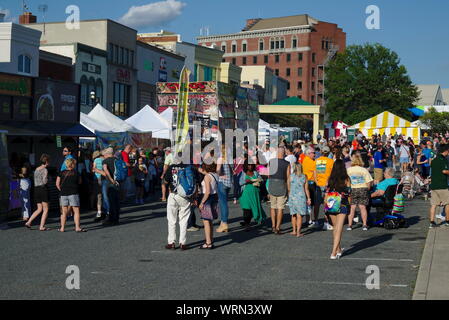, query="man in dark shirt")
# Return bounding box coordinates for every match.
[102,148,120,226]
[267,147,291,234]
[384,141,395,168]
[429,144,449,228]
